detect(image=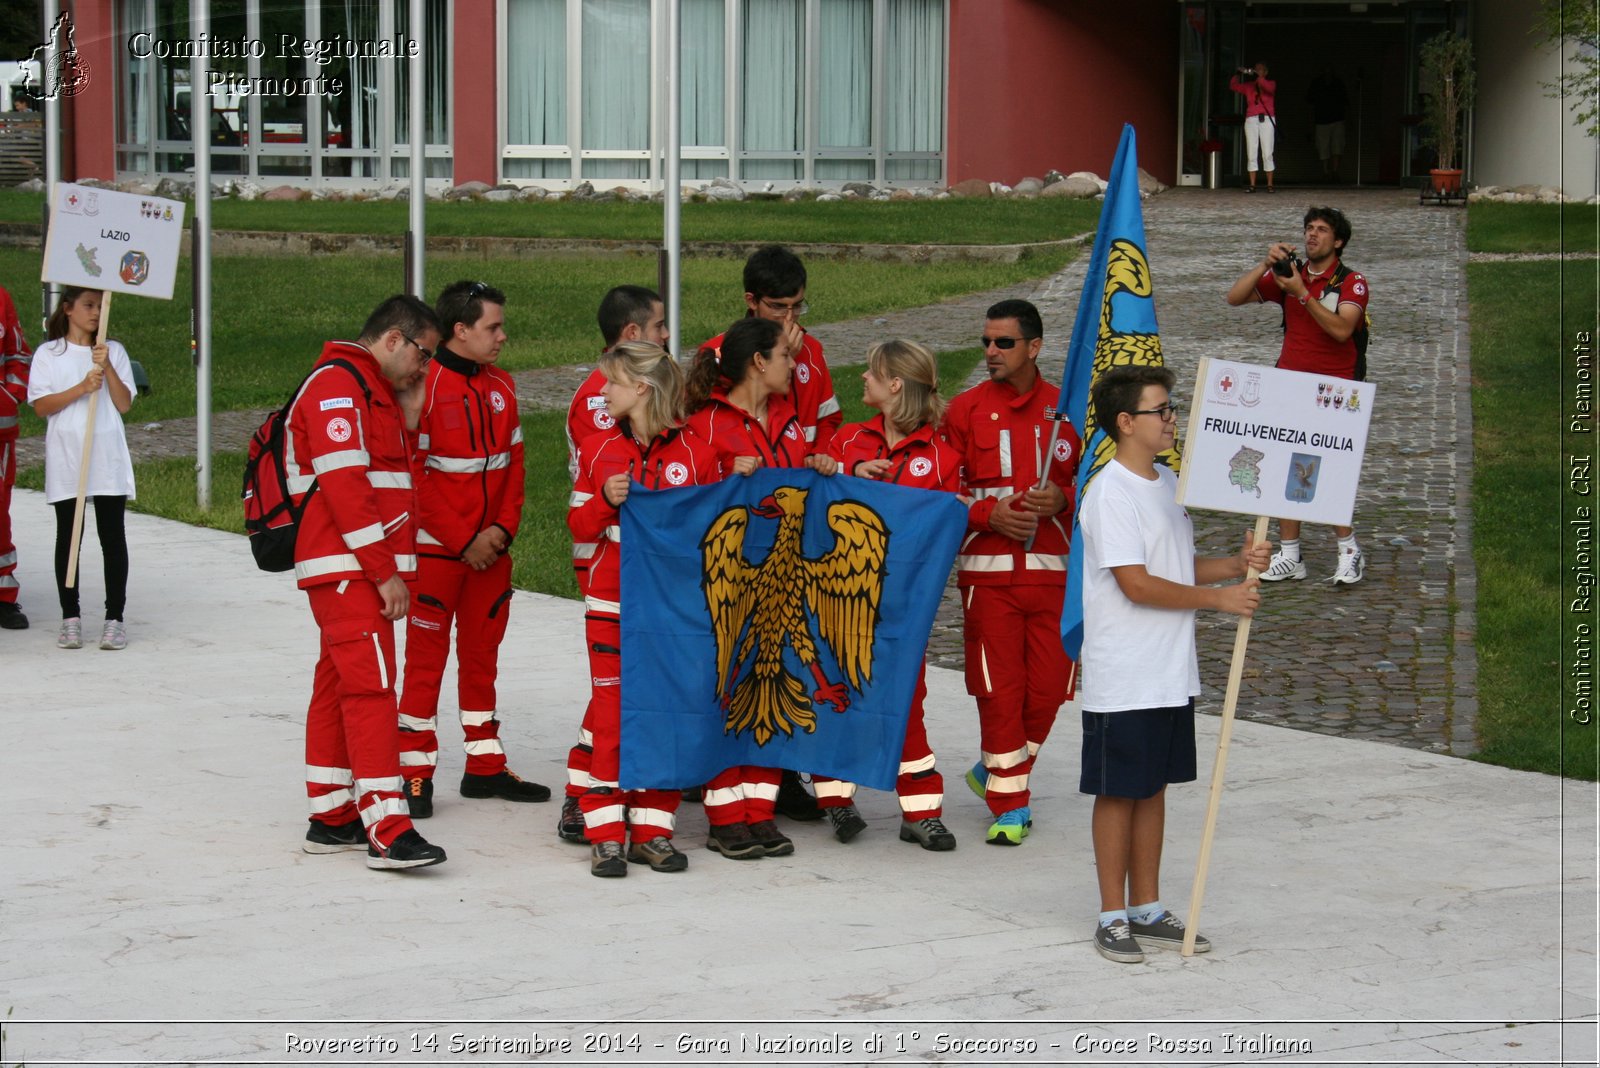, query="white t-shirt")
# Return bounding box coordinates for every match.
[1079,460,1199,712]
[27,338,137,504]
